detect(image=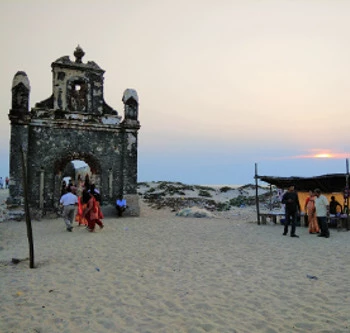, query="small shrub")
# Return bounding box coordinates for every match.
[220,186,232,193]
[217,202,231,211]
[195,185,215,191]
[138,182,150,188]
[229,195,247,207]
[198,190,212,197]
